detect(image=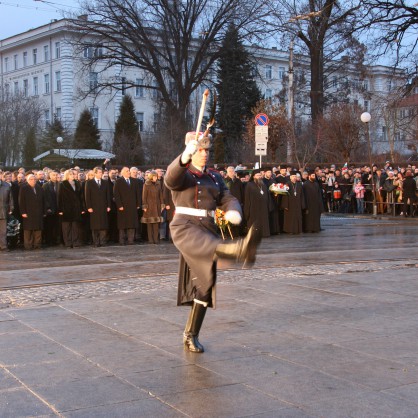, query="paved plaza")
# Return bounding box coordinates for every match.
[0,215,417,417]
